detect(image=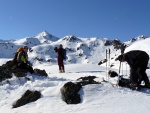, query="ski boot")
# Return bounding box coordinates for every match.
[129,83,140,91]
